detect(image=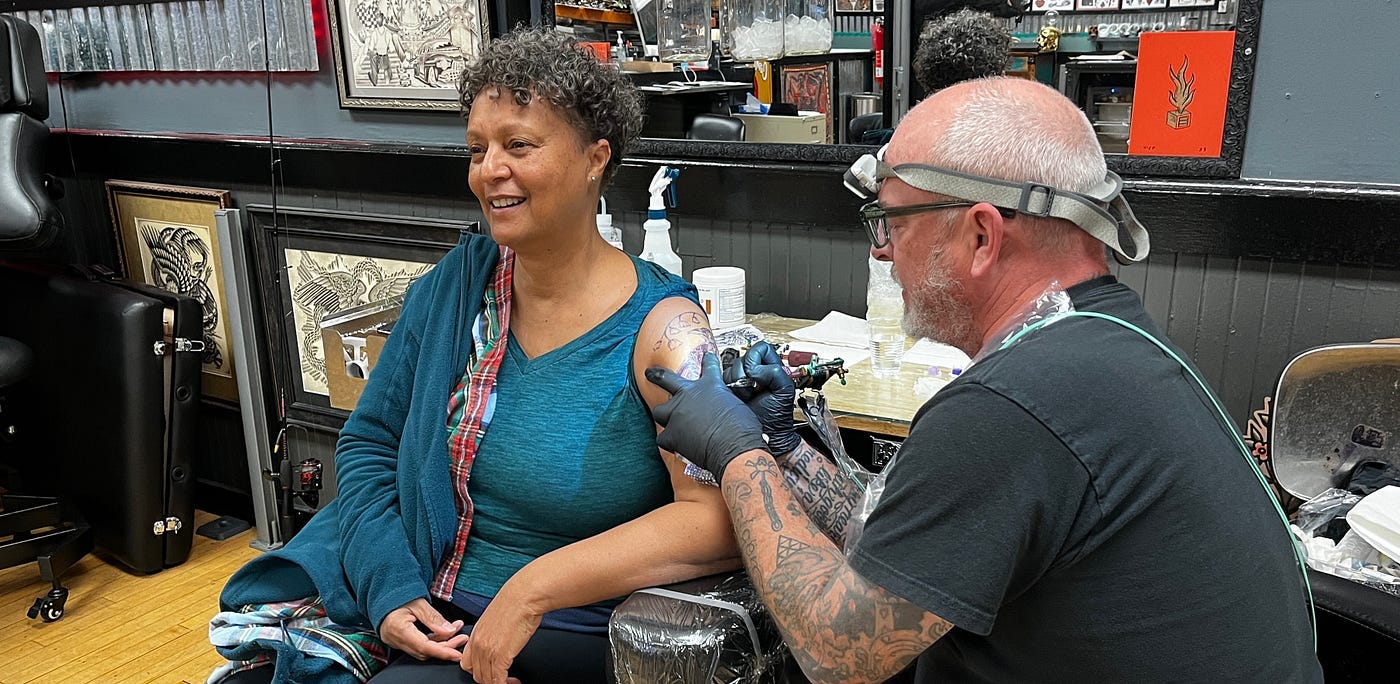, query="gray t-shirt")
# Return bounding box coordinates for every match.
[849,276,1321,682]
